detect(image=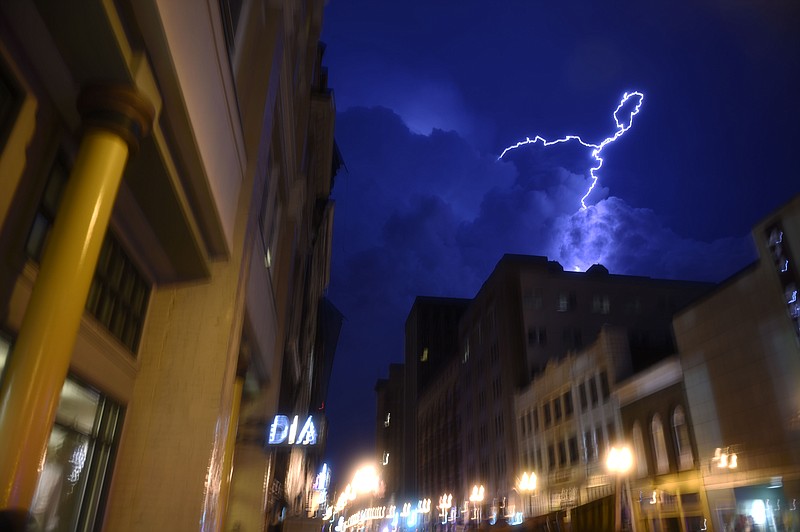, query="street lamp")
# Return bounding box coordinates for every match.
[712,447,738,469]
[606,446,634,532]
[439,493,453,529]
[518,472,537,518]
[469,485,485,528]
